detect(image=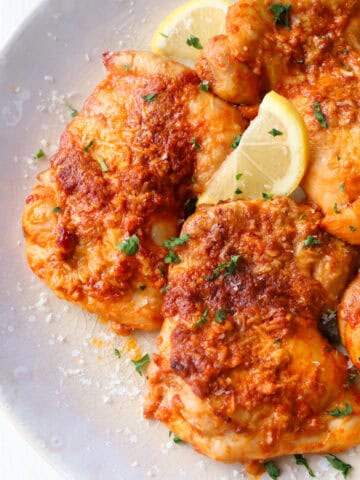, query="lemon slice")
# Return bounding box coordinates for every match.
[199,91,309,204]
[152,0,231,62]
